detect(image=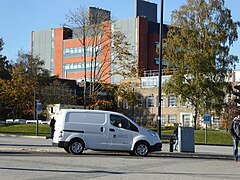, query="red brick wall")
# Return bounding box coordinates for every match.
[137,17,148,76]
